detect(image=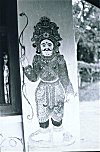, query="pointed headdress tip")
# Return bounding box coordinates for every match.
[31,16,62,47]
